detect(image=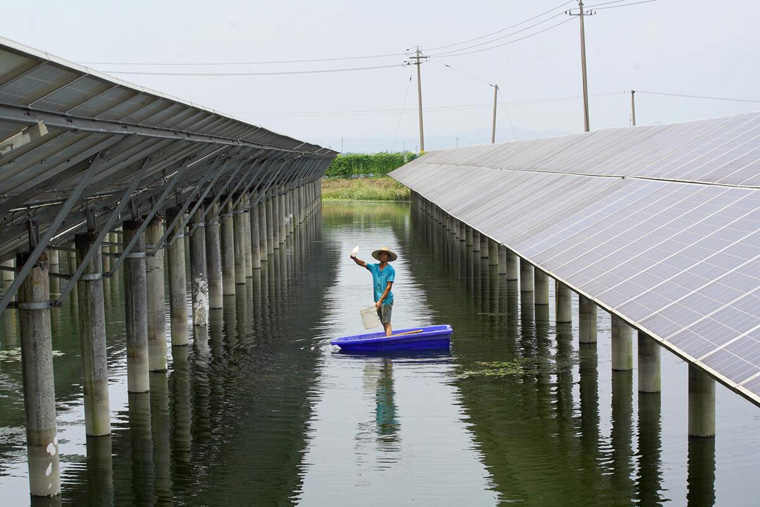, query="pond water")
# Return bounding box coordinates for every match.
[0,200,759,506]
